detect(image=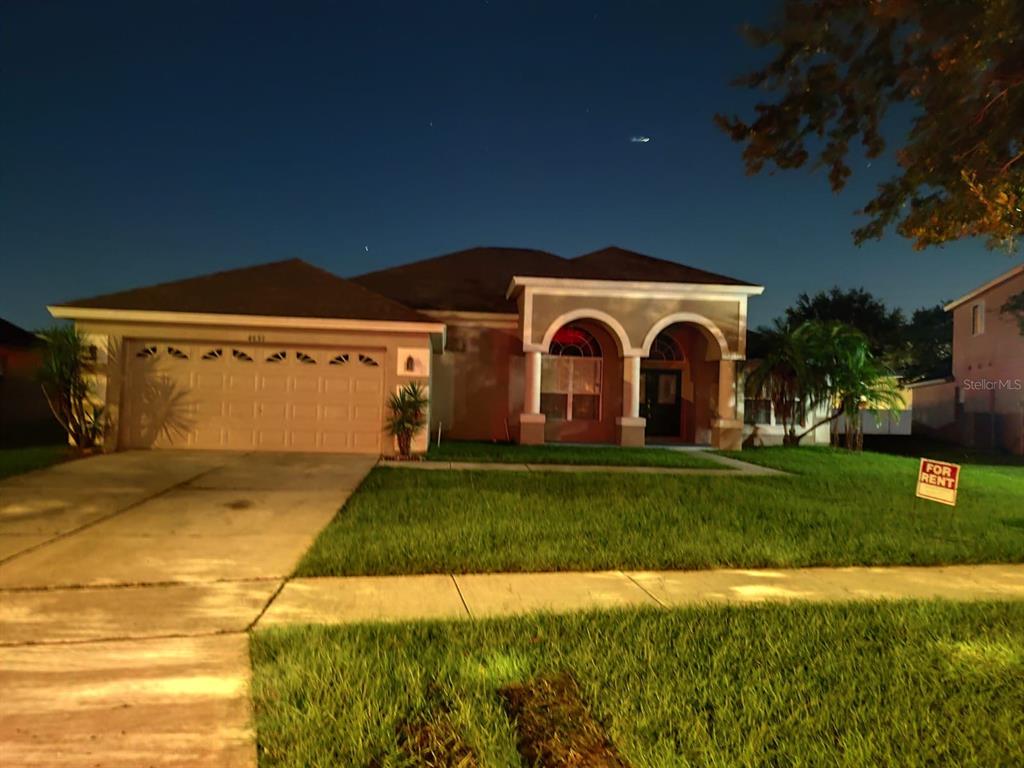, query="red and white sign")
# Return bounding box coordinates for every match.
[916,458,960,506]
